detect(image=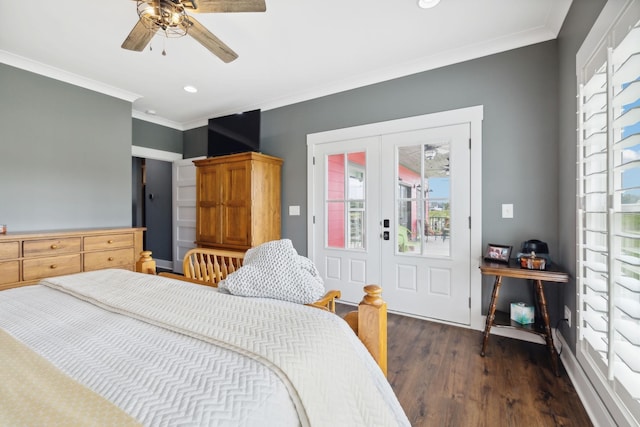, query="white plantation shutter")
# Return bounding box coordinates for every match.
[577,2,640,425]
